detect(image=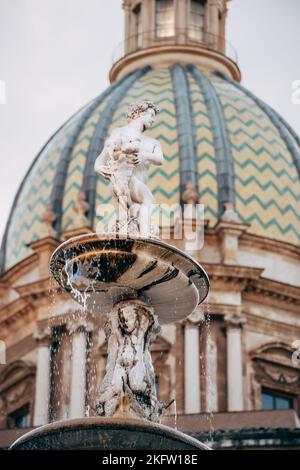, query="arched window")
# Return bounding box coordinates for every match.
[189,0,205,41]
[155,0,175,38]
[0,360,35,430]
[133,3,143,48]
[251,342,300,414]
